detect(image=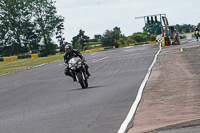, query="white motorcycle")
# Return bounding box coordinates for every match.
[66,57,88,89]
[195,31,199,41]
